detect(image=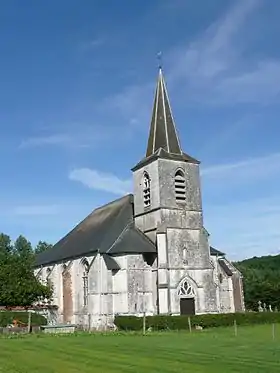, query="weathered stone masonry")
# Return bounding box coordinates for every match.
[34,68,245,328]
